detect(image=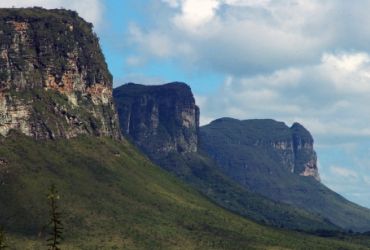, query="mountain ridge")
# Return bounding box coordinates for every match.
[114,82,370,232]
[113,82,348,232]
[200,117,370,232]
